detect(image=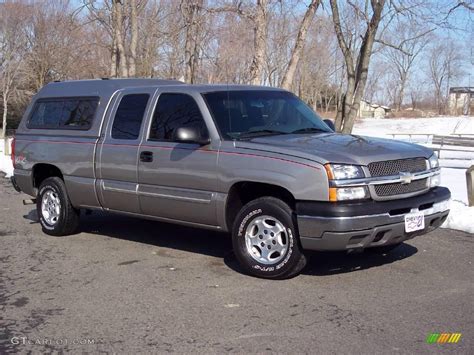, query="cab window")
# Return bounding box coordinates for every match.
[111,94,150,140]
[149,93,208,141]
